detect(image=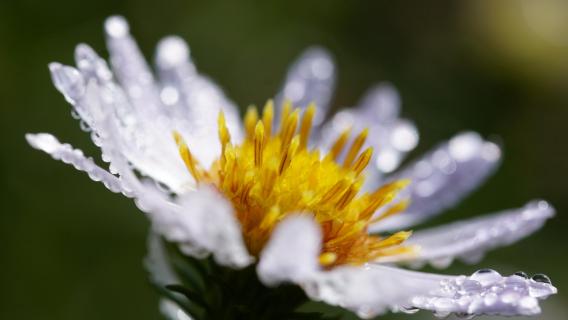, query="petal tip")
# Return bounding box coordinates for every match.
[26,133,59,153]
[156,36,189,68]
[104,15,130,38]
